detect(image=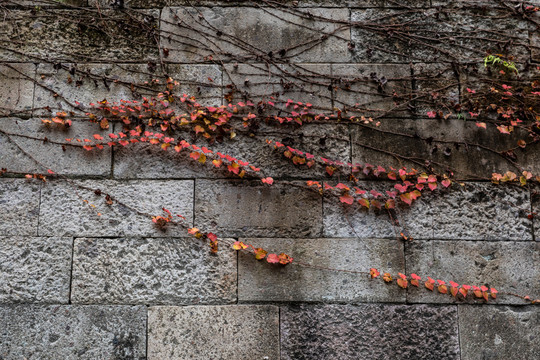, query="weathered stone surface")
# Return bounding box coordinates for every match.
[39,179,194,237]
[351,8,531,63]
[0,118,112,176]
[0,64,35,117]
[350,119,536,179]
[148,305,279,360]
[113,123,350,179]
[6,0,87,7]
[161,7,351,63]
[431,182,531,240]
[323,180,436,239]
[281,304,460,360]
[223,63,332,111]
[406,241,540,304]
[459,305,540,360]
[195,180,323,237]
[92,0,408,8]
[0,179,40,236]
[0,10,159,62]
[239,238,405,302]
[332,63,413,118]
[34,63,166,116]
[412,62,460,118]
[168,64,223,105]
[0,237,72,303]
[71,237,237,304]
[0,305,146,359]
[533,184,540,241]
